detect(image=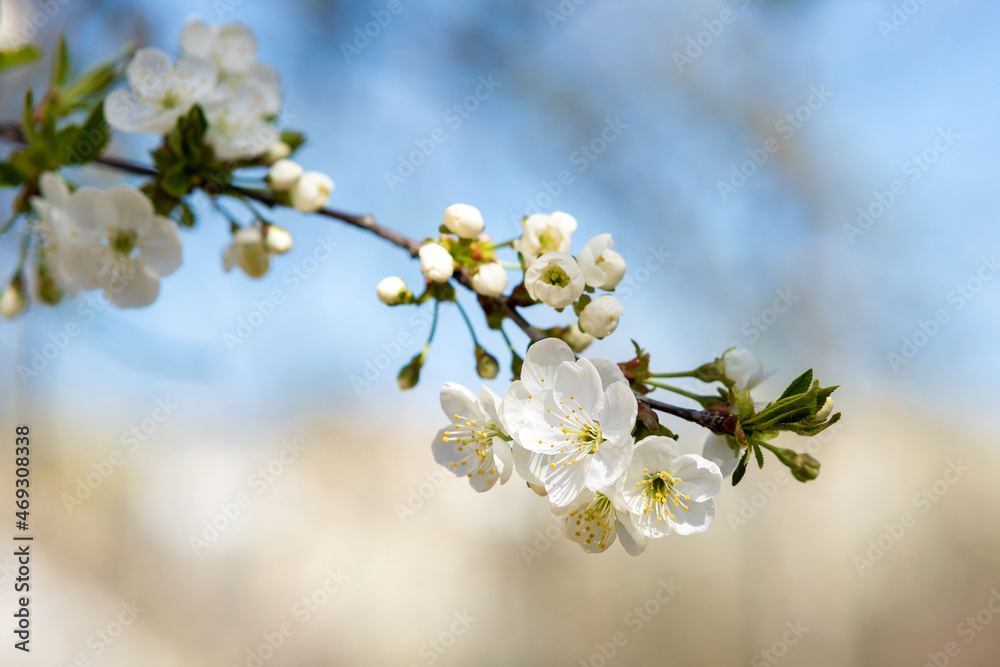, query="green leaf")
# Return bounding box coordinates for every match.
[0,45,43,74]
[51,34,69,86]
[59,60,118,109]
[732,446,751,486]
[161,163,193,198]
[174,201,195,228]
[731,385,756,419]
[779,369,813,401]
[21,89,35,141]
[280,130,305,153]
[0,162,25,188]
[752,441,764,468]
[59,102,109,165]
